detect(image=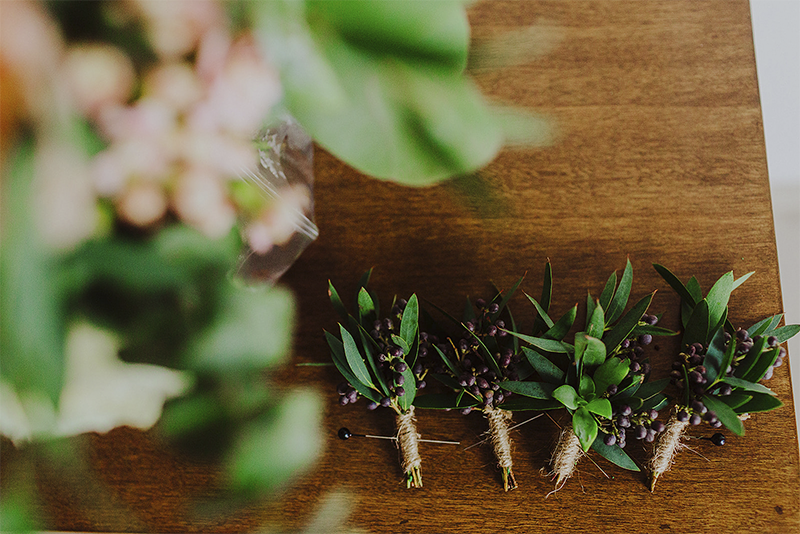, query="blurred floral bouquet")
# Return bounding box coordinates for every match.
[1,0,553,528]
